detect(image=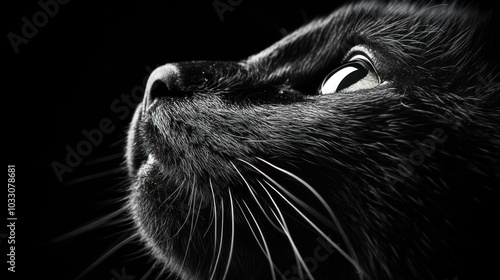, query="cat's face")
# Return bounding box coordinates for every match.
[126,1,499,279]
